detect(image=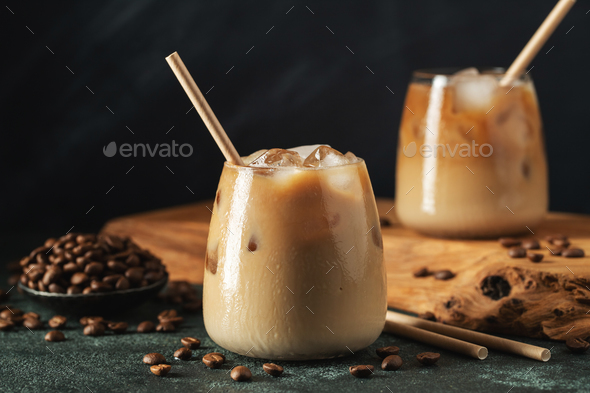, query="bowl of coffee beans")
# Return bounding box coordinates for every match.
[18,233,168,313]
